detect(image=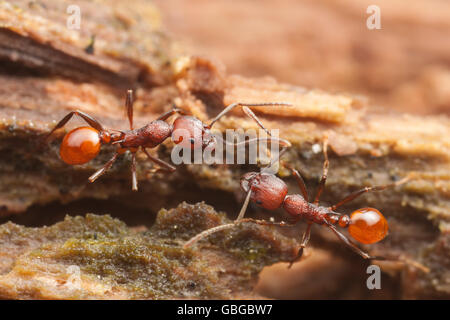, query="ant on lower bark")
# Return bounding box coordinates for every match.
[44,89,291,190]
[184,135,412,267]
